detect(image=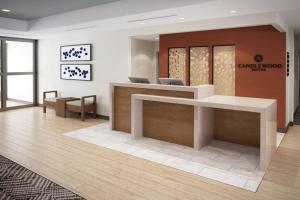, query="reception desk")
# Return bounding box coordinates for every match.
[109,82,214,146]
[131,94,277,170]
[109,82,277,170]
